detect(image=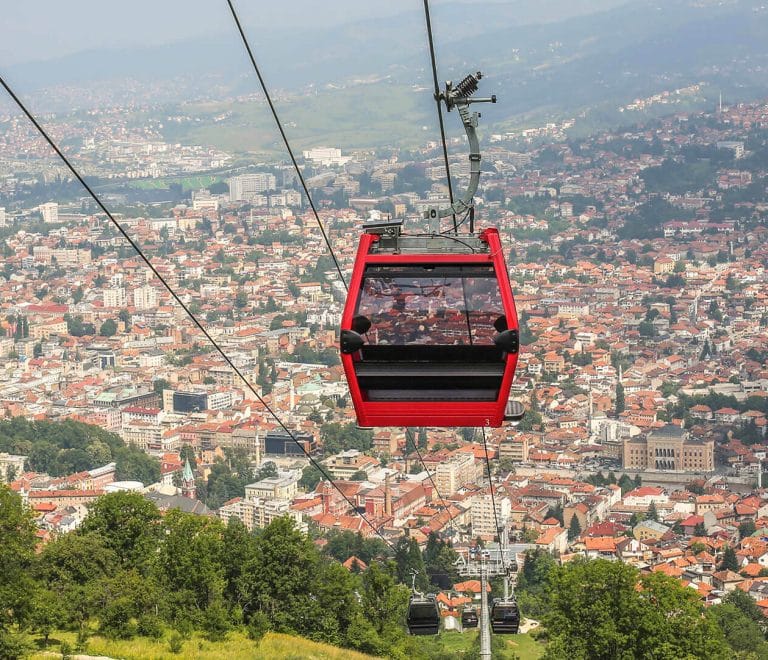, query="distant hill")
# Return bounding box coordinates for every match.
[6,0,768,145]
